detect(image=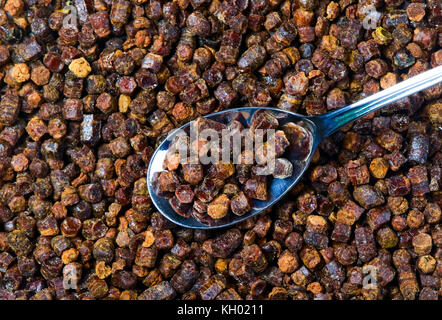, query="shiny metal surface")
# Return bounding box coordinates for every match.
[147,65,442,229]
